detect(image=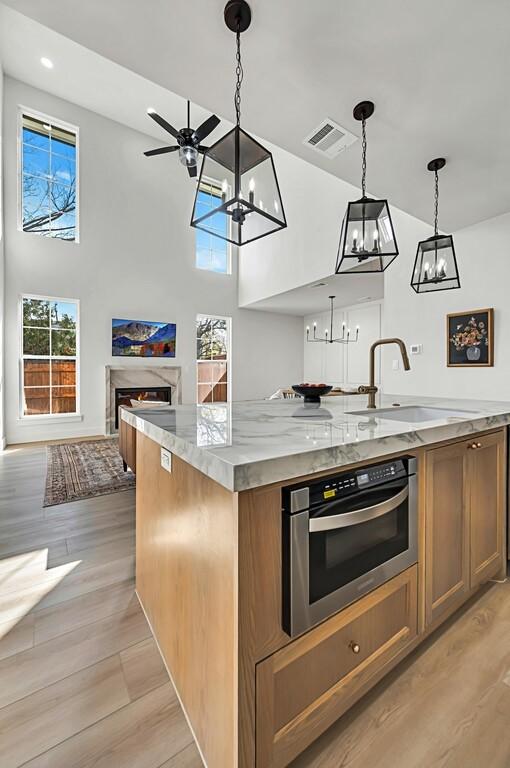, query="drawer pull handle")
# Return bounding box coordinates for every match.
[349,641,360,654]
[477,442,482,448]
[469,443,478,450]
